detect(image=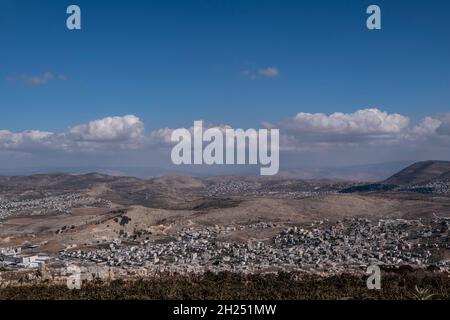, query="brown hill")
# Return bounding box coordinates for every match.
[384,160,450,185]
